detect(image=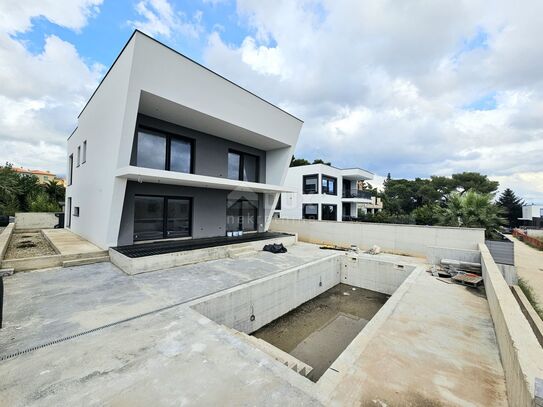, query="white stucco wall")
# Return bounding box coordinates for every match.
[15,213,58,230]
[67,31,302,249]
